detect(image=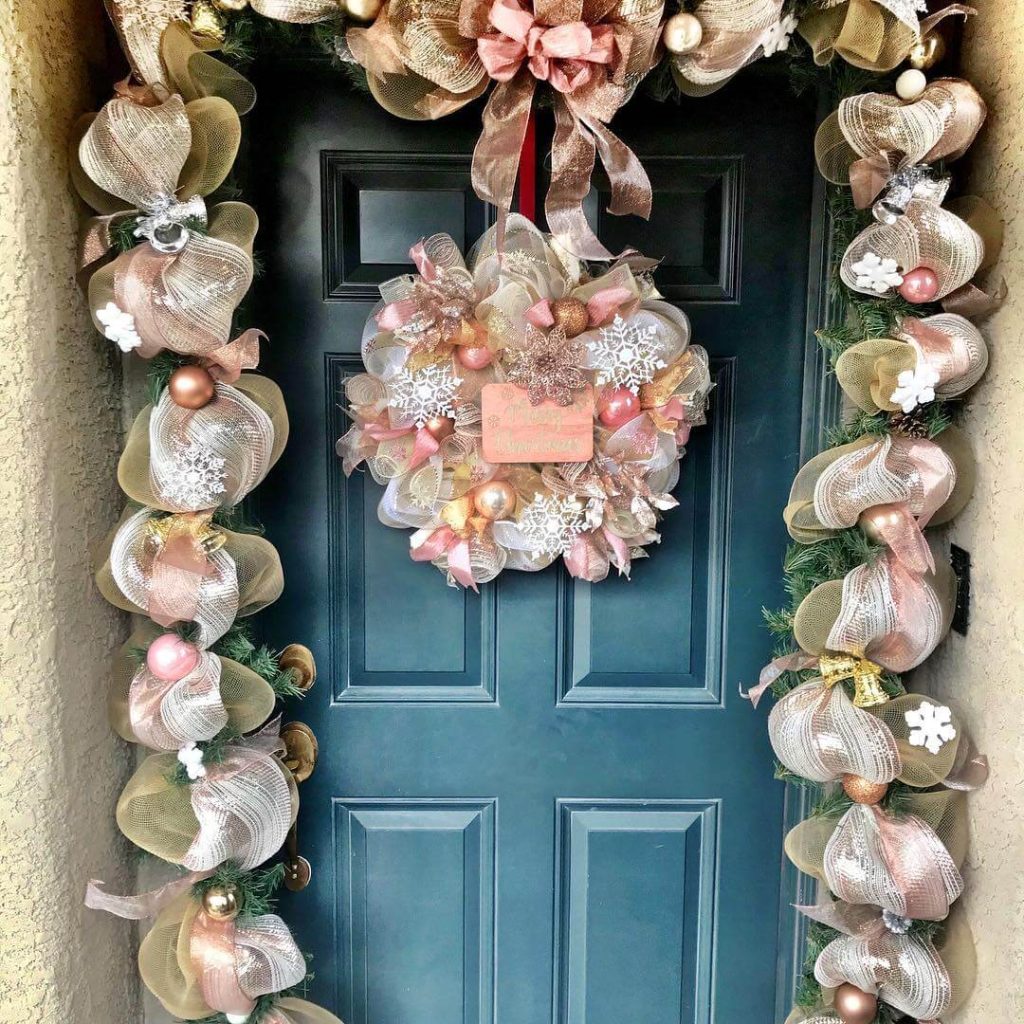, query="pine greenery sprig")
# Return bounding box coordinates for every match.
[795,921,842,1007]
[192,861,287,917]
[782,529,883,610]
[212,622,306,700]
